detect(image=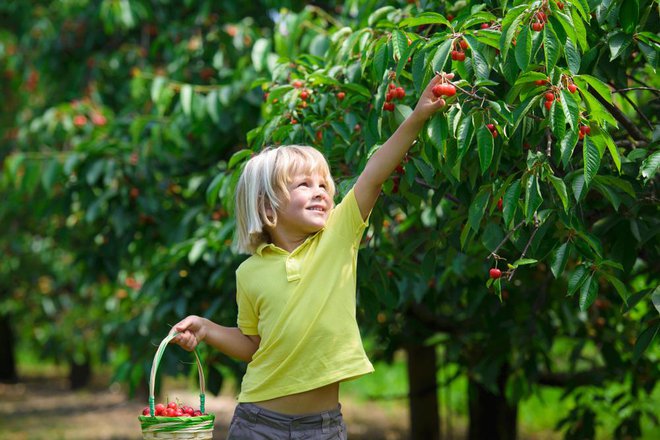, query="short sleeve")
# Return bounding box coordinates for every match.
[236,275,259,335]
[324,187,369,244]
